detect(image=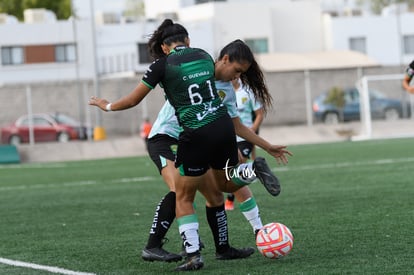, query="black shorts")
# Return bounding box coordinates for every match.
[238,141,254,159]
[176,114,239,177]
[147,134,178,174]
